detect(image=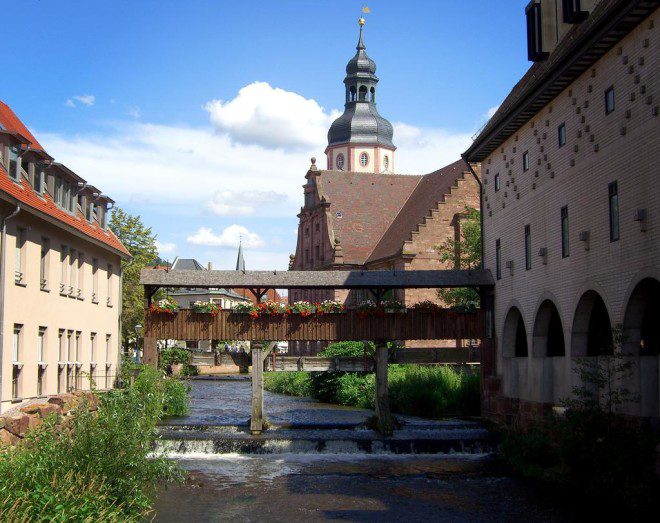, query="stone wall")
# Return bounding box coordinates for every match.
[0,391,99,446]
